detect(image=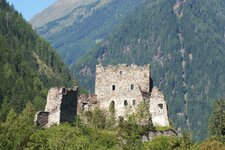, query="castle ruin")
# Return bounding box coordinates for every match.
[95,64,169,127]
[35,64,170,128]
[35,87,78,127]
